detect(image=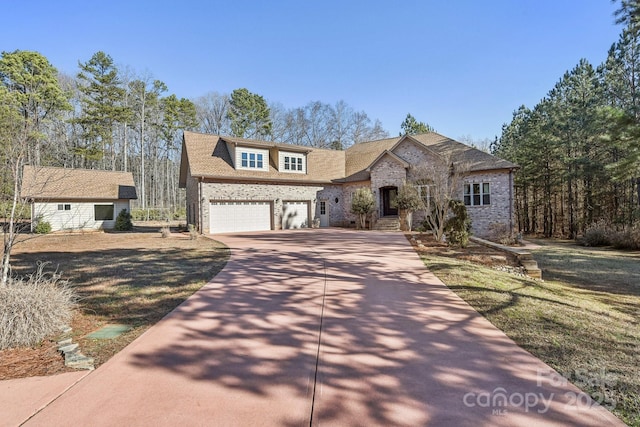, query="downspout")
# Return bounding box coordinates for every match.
[509,169,514,232]
[199,177,204,235]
